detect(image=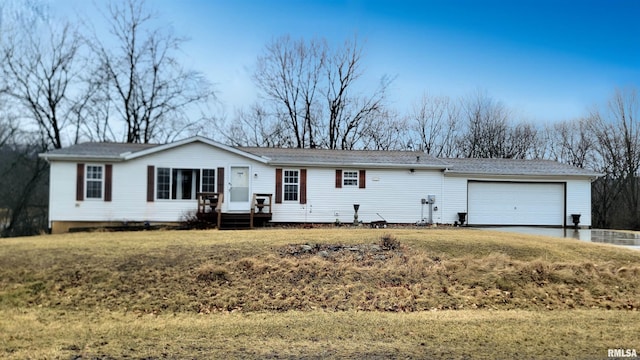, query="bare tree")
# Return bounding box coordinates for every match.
[93,0,215,143]
[253,35,325,148]
[224,103,291,147]
[1,21,84,149]
[359,109,407,150]
[503,121,541,159]
[324,38,391,149]
[408,93,459,156]
[0,115,18,148]
[454,90,539,159]
[455,90,511,158]
[245,35,391,149]
[588,88,640,228]
[0,1,67,237]
[546,118,594,168]
[0,138,49,237]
